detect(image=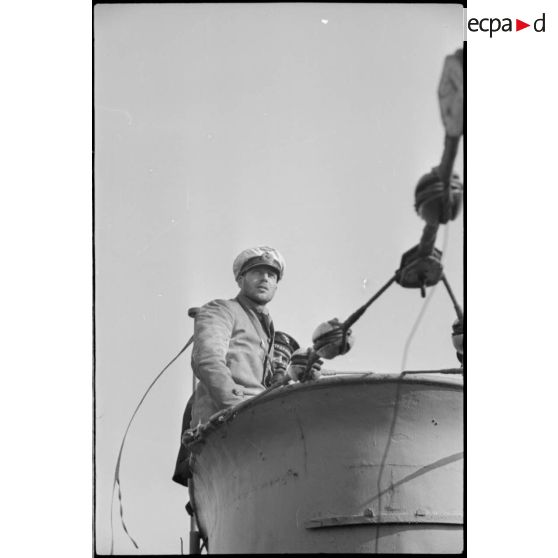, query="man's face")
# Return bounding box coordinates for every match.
[237,266,278,305]
[272,351,289,373]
